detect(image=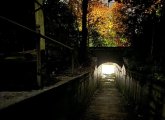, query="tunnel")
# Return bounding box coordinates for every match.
[95,61,126,80]
[80,62,130,120]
